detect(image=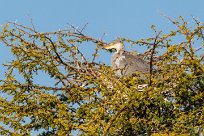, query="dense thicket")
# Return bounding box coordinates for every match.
[0,17,203,135]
